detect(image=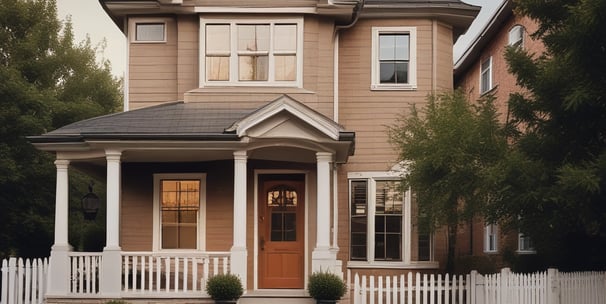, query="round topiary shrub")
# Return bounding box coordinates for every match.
[307,271,347,303]
[205,273,244,302]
